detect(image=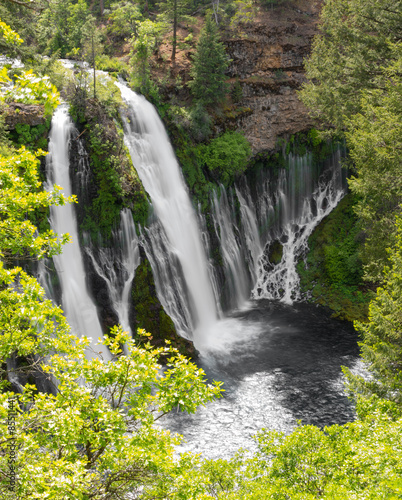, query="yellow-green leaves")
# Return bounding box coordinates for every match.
[1,70,60,116]
[0,19,23,46]
[0,148,73,262]
[0,326,223,498]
